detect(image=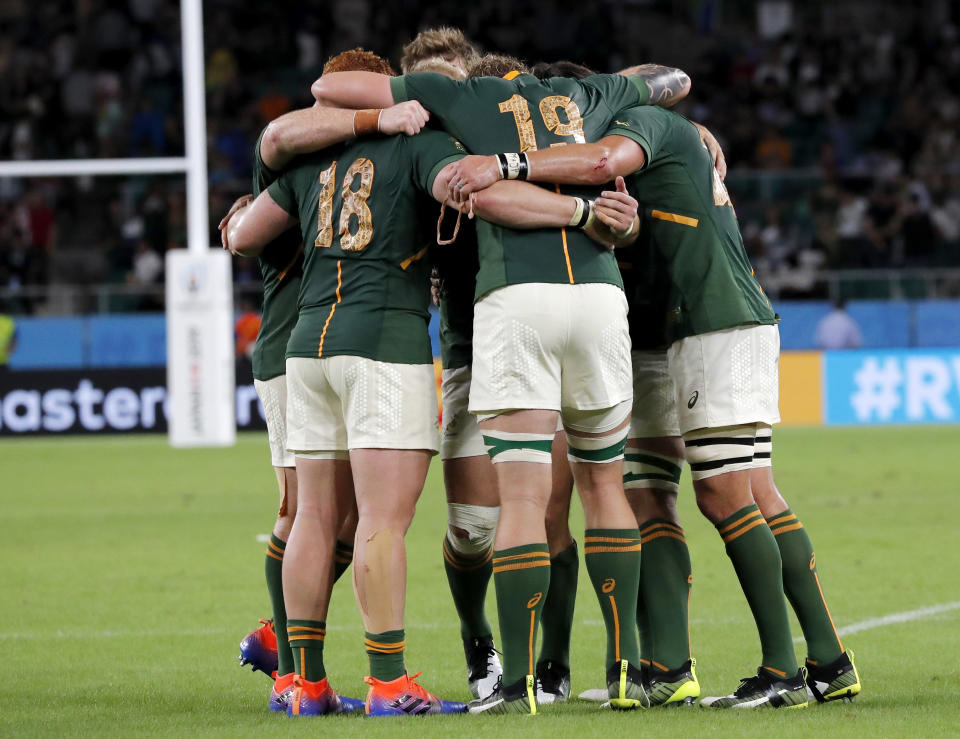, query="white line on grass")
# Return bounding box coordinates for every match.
[792,600,960,642]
